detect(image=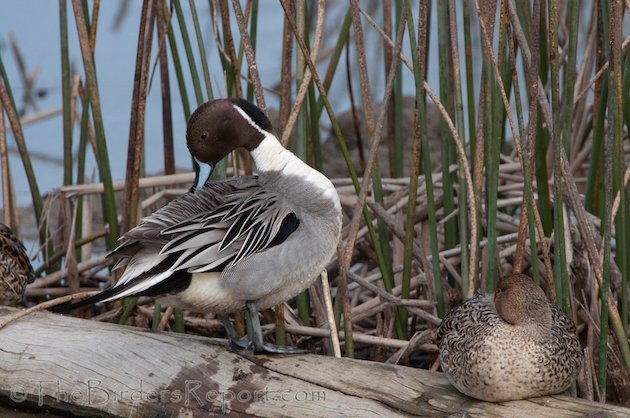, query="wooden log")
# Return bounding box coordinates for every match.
[0,308,628,417]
